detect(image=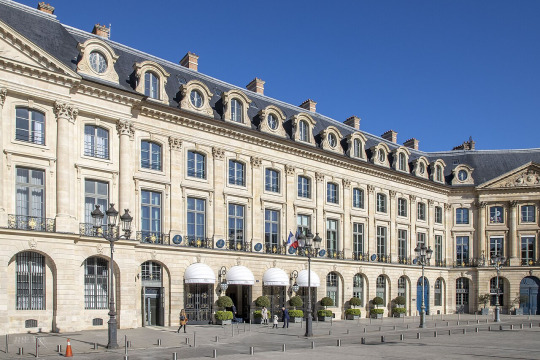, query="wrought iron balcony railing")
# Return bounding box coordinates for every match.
[185,236,214,249]
[264,243,286,255]
[352,252,370,262]
[226,240,252,252]
[453,258,481,267]
[8,214,55,232]
[376,254,391,263]
[326,250,344,259]
[521,258,539,266]
[397,256,413,265]
[433,259,447,267]
[79,223,119,238]
[137,231,170,245]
